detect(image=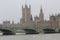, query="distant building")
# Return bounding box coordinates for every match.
[3,21,11,27]
[2,4,60,30]
[49,14,60,28]
[20,4,33,23]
